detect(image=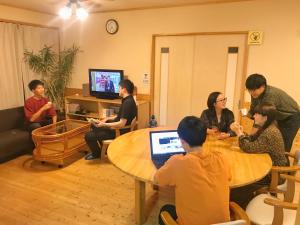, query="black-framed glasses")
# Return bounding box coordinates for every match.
[216,97,227,102]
